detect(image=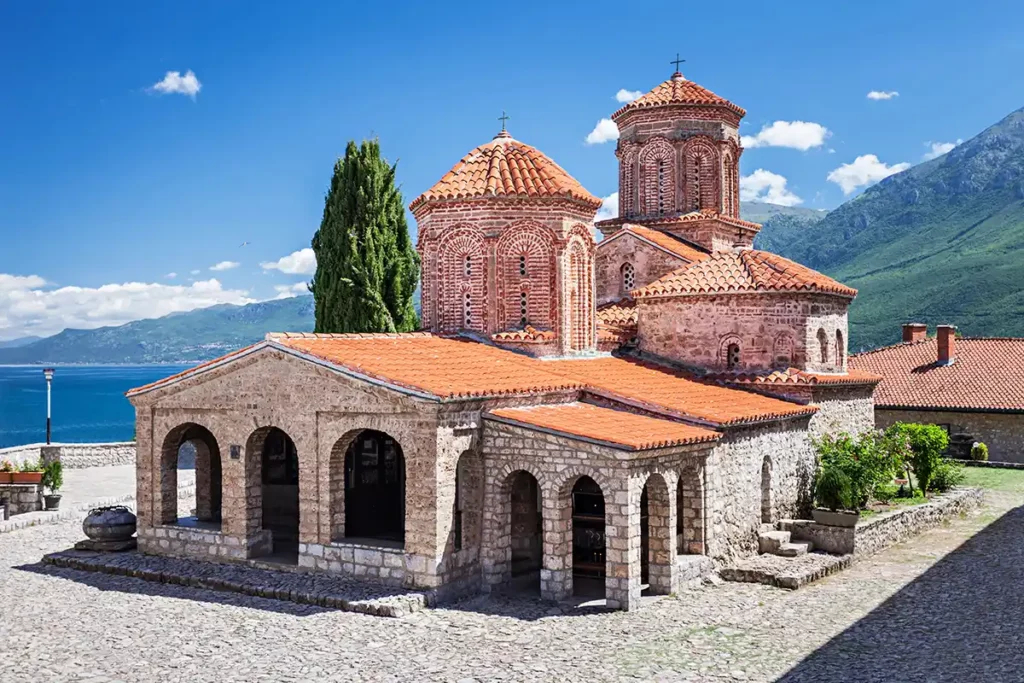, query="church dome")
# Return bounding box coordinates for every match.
[409,130,602,213]
[611,72,746,122]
